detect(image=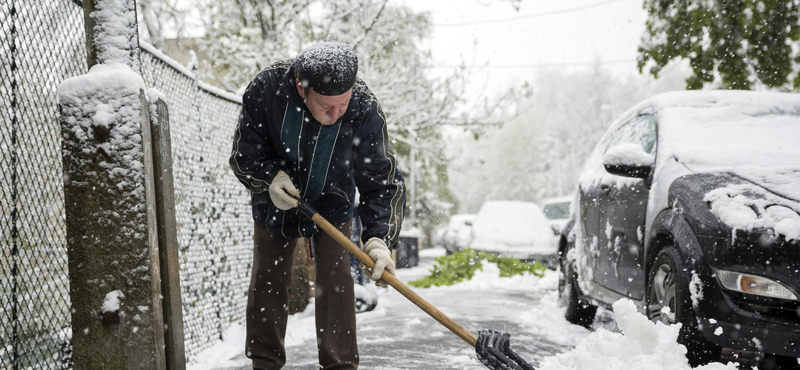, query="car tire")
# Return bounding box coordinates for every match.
[647,245,721,366]
[558,251,597,329]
